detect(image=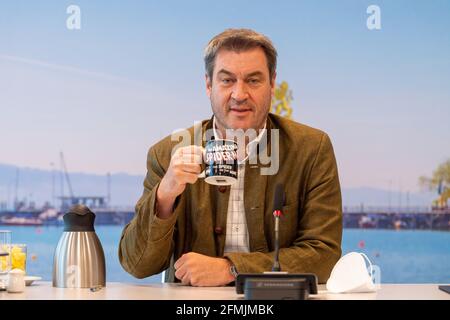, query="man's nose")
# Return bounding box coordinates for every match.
[231,80,249,102]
